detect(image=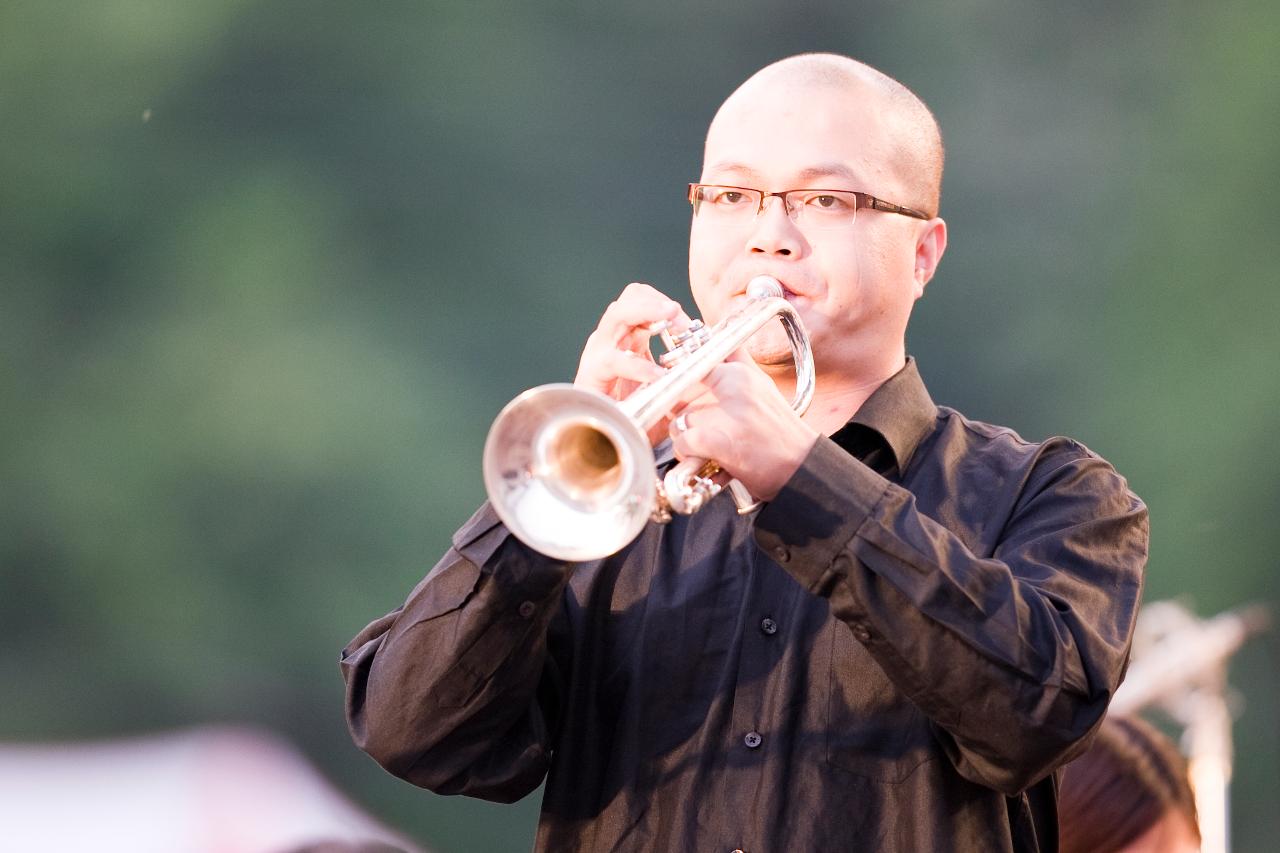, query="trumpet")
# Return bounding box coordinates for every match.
[482,276,814,561]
